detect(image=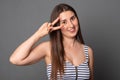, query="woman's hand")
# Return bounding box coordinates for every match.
[38,17,63,37]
